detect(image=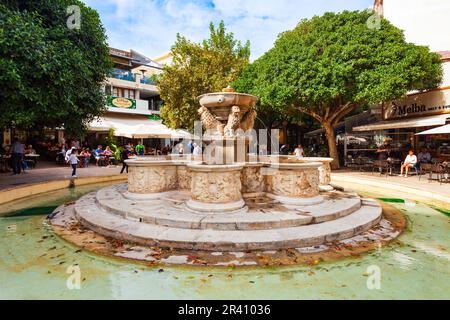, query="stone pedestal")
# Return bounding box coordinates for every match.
[266,163,323,206]
[127,160,177,195]
[176,165,192,191]
[297,157,333,191]
[203,136,250,165]
[241,163,265,197]
[186,164,246,212]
